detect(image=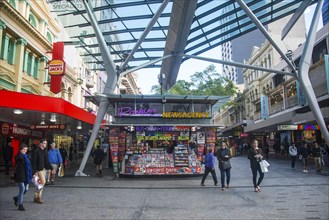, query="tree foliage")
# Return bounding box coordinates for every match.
[151,64,237,96]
